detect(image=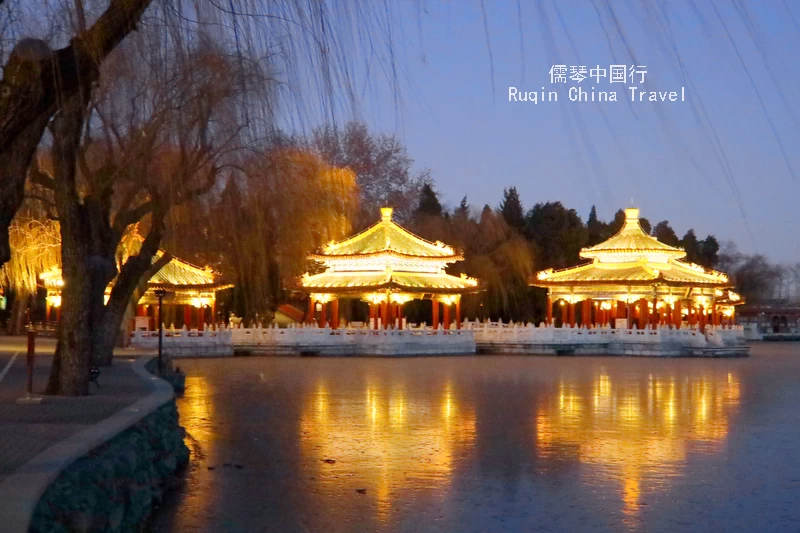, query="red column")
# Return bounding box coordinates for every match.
[136,304,147,317]
[386,301,394,328]
[45,301,52,322]
[581,299,592,327]
[638,298,648,329]
[652,298,659,326]
[674,300,682,329]
[306,298,314,323]
[546,293,553,325]
[432,300,439,328]
[610,301,617,326]
[712,300,718,325]
[369,303,377,327]
[455,299,461,329]
[380,301,388,329]
[627,300,633,329]
[443,302,451,330]
[698,304,705,332]
[568,303,576,327]
[560,301,568,327]
[184,305,192,329]
[331,298,339,329]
